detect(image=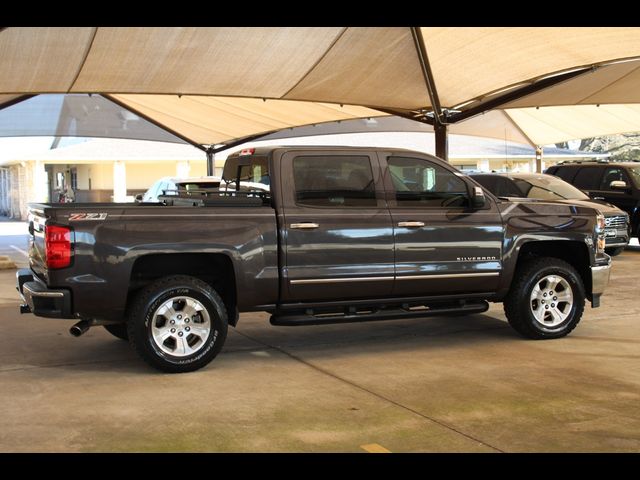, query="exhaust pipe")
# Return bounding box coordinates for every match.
[70,320,90,337]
